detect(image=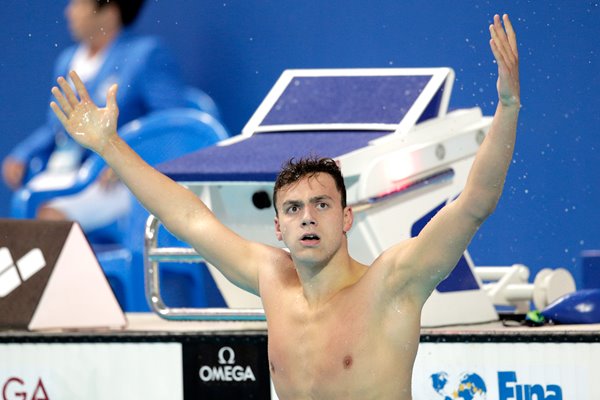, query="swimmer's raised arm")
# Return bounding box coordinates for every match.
[379,14,520,303]
[50,71,268,295]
